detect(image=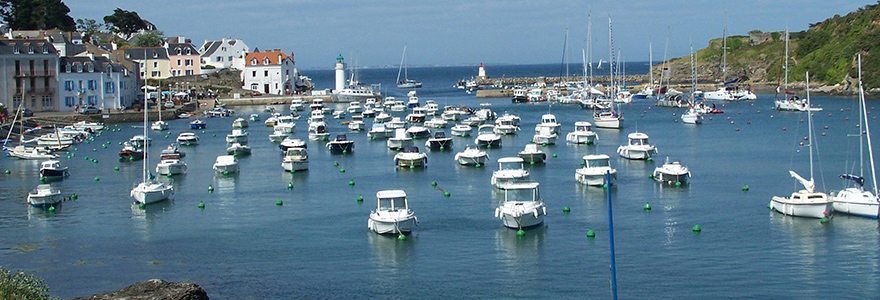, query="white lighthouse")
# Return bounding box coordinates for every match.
[335,54,345,91]
[478,62,486,78]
